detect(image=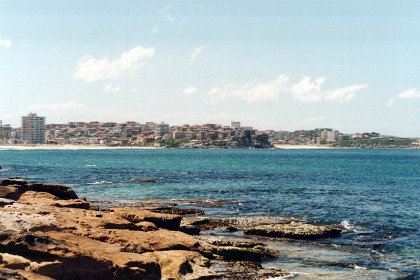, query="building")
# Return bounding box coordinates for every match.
[21,113,45,144]
[155,122,170,137]
[230,121,241,129]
